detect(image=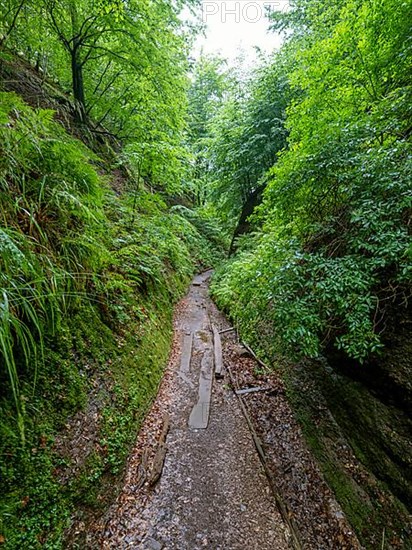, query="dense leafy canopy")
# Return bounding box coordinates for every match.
[1,0,194,189]
[209,0,412,362]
